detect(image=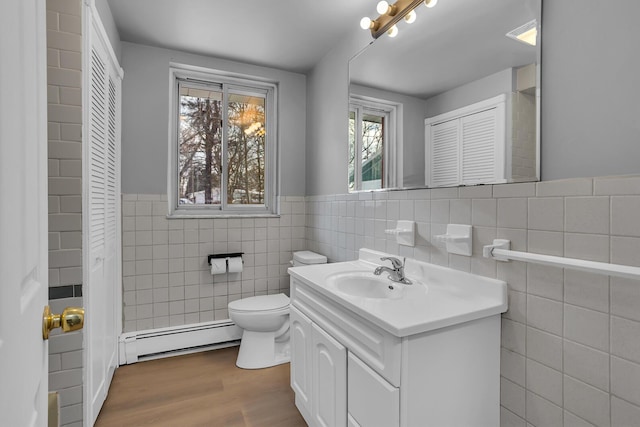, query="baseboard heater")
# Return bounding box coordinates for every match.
[119,320,242,364]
